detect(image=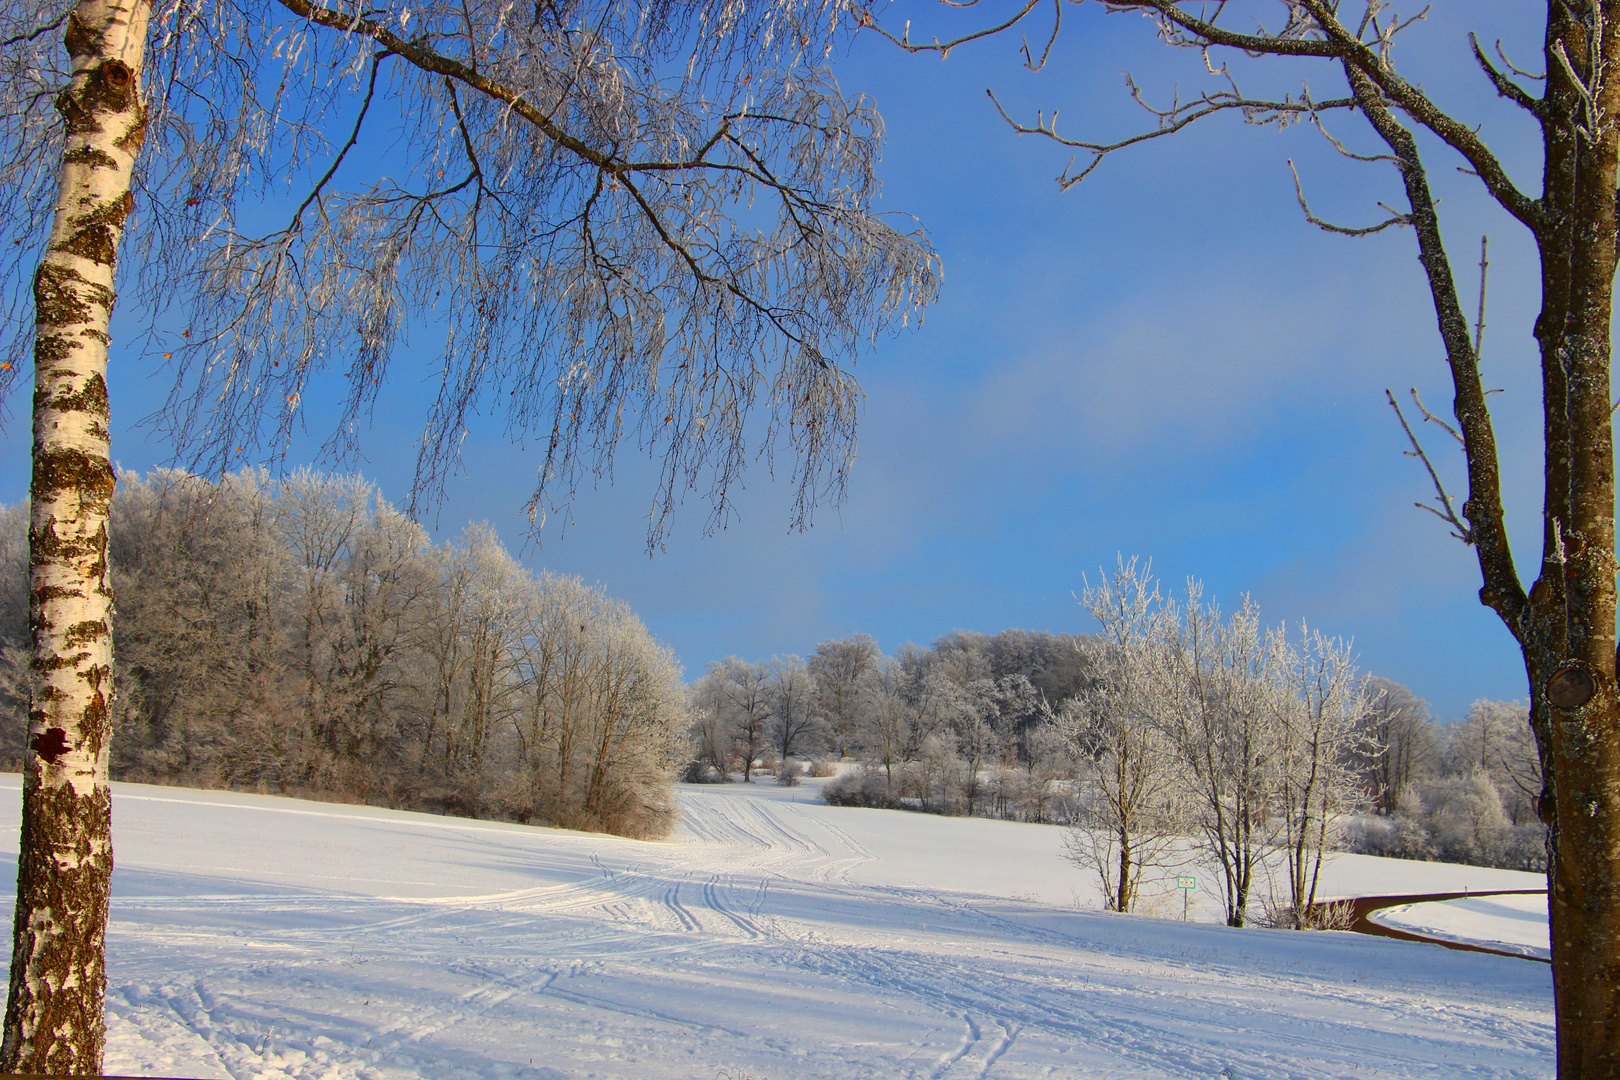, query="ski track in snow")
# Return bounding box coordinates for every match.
[0,777,1554,1079]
